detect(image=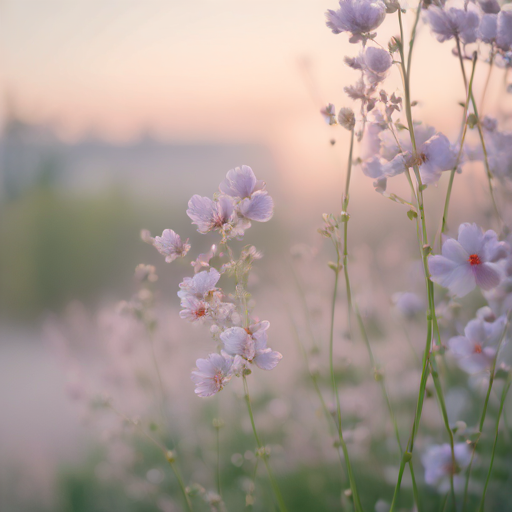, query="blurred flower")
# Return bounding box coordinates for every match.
[325,0,387,44]
[191,245,217,273]
[425,6,480,44]
[321,103,337,125]
[220,321,282,370]
[422,443,471,493]
[338,107,356,130]
[149,229,191,263]
[392,292,425,318]
[448,315,507,373]
[219,165,266,200]
[497,9,512,51]
[428,223,506,297]
[362,47,393,84]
